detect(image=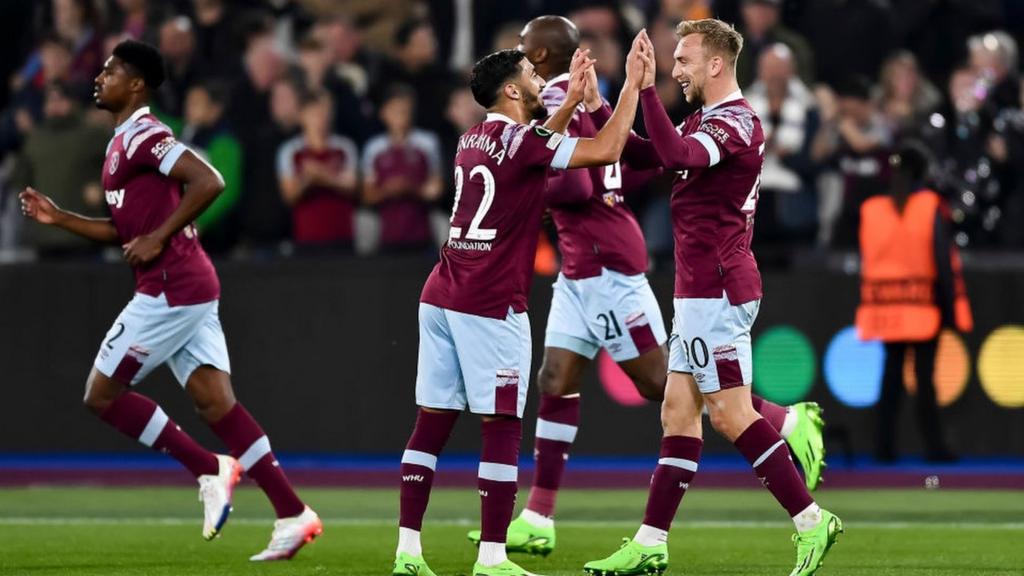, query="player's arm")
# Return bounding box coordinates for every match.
[122,149,224,266]
[588,102,663,170]
[19,187,120,244]
[562,31,649,169]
